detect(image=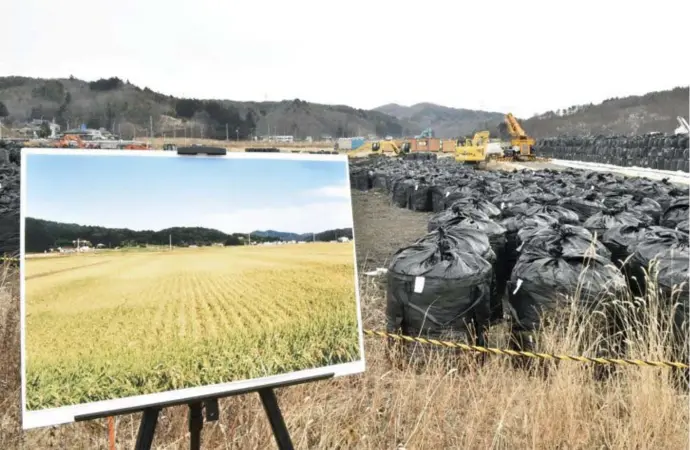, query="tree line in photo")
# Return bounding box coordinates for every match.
[25,217,354,253]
